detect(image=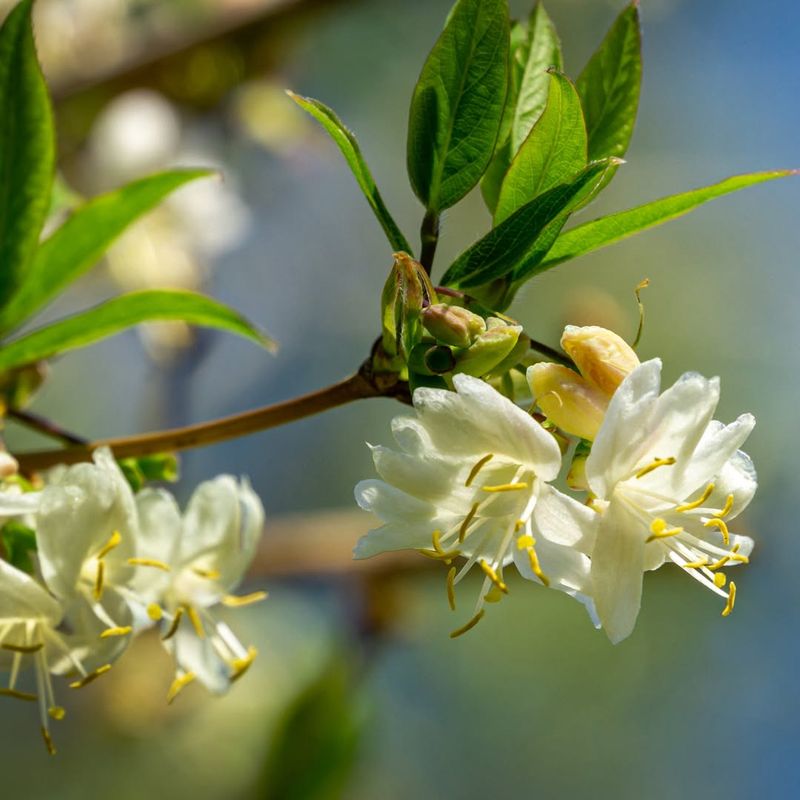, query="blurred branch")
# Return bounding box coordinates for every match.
[6,408,88,446]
